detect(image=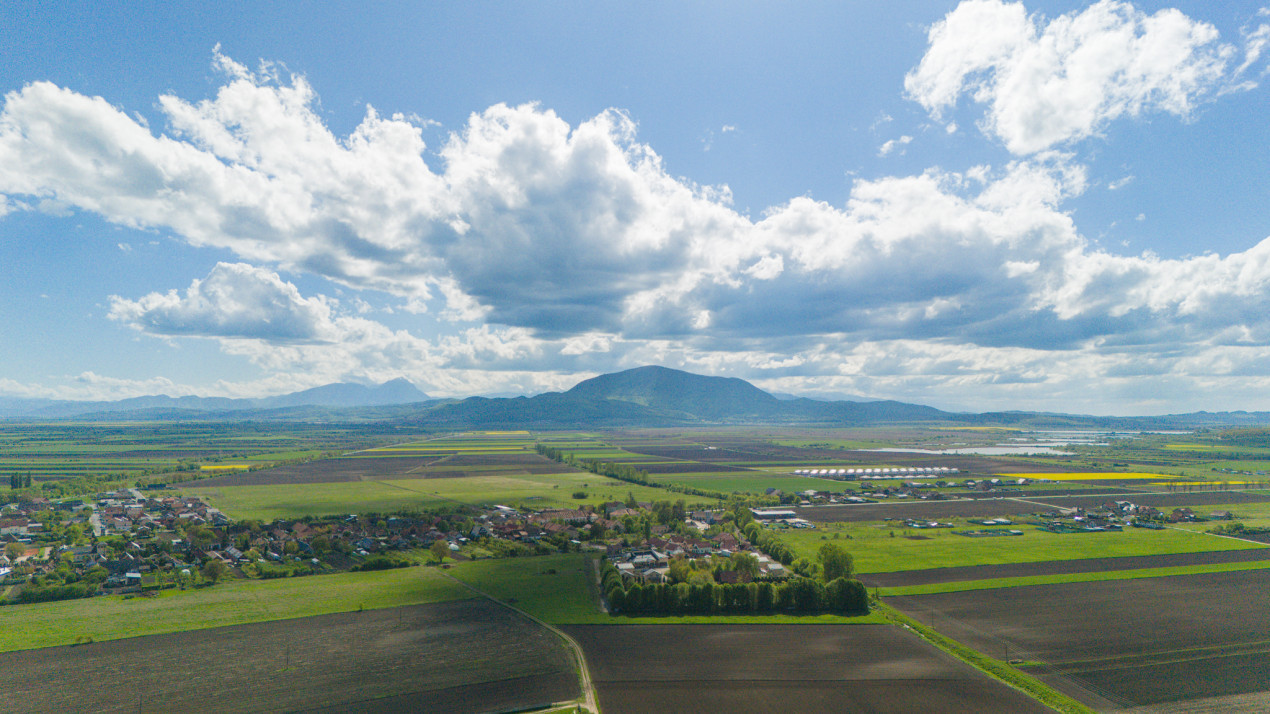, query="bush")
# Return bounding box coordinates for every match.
[16,582,97,604]
[351,556,409,572]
